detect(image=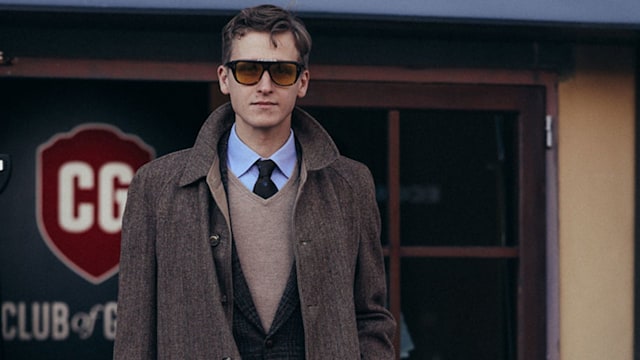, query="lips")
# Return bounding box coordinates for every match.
[252,101,277,106]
